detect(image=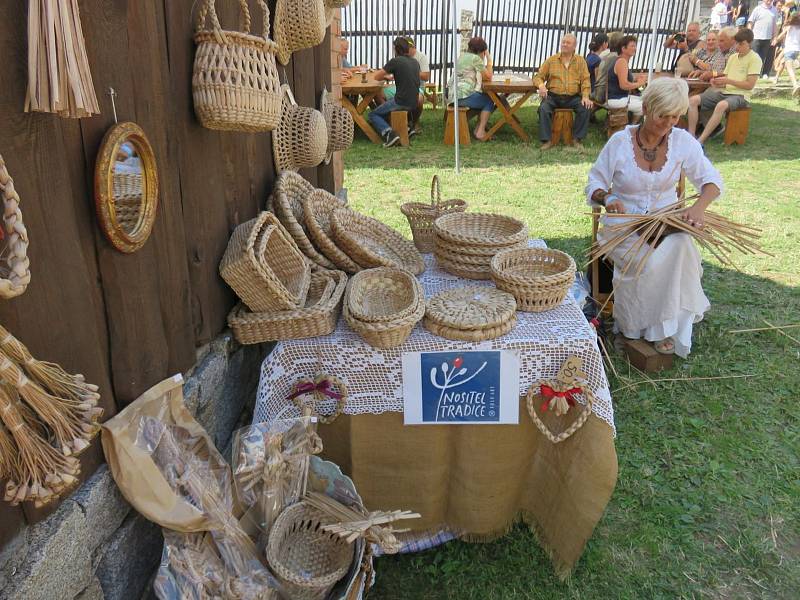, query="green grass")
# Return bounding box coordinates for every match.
[342,96,800,599]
